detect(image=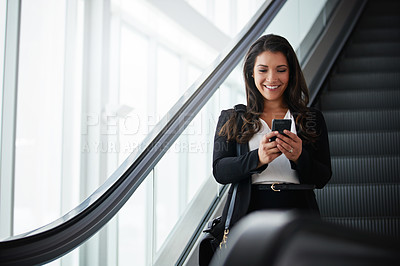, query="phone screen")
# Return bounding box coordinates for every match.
[270,119,291,141]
